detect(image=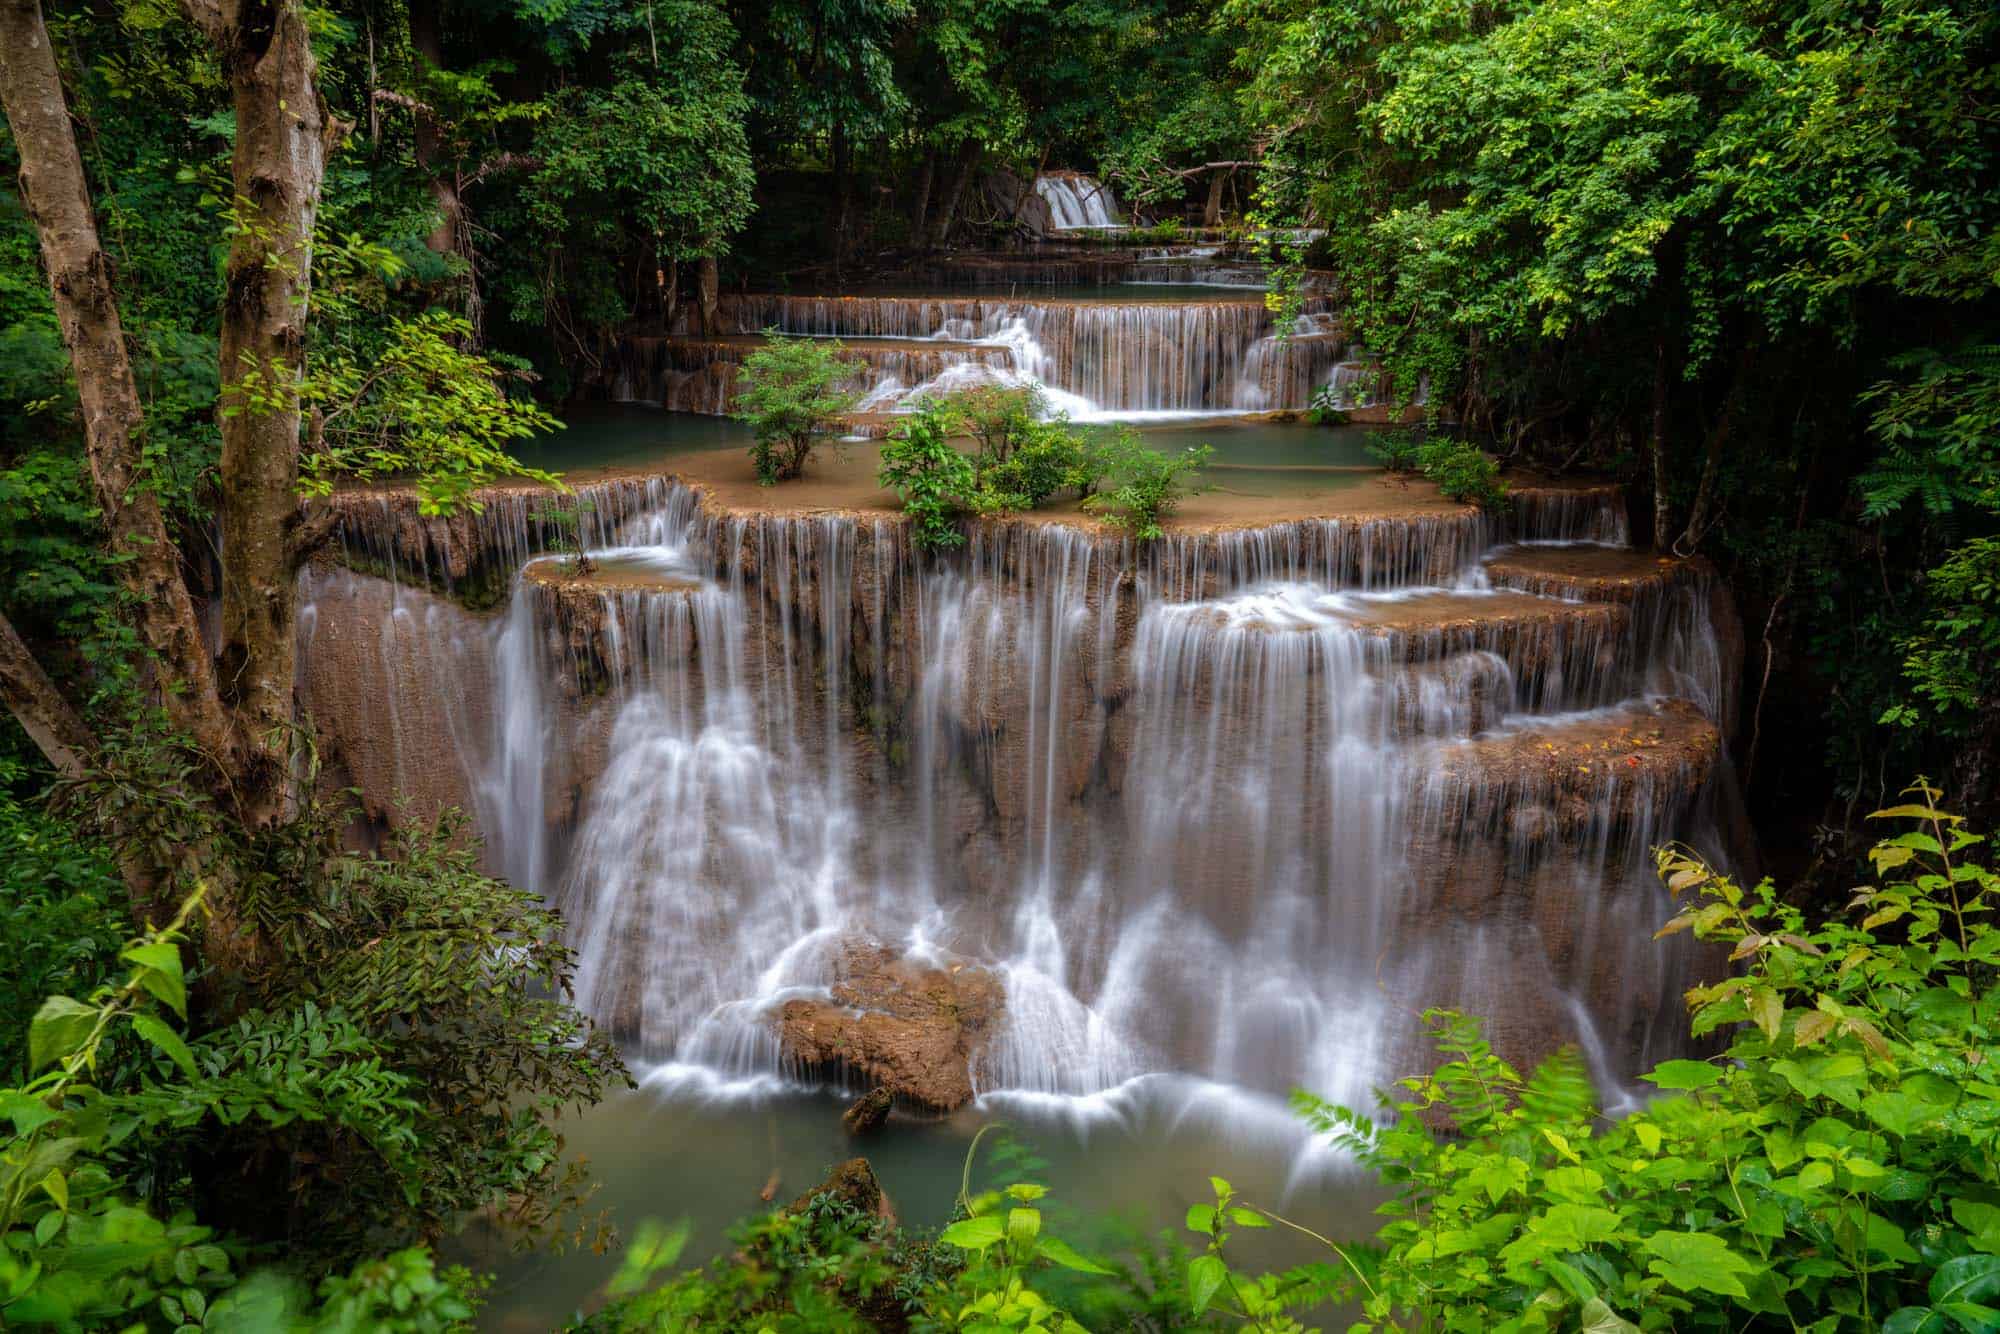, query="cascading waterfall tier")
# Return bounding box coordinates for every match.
[1032,172,1124,230]
[611,292,1345,417]
[299,471,1746,1143]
